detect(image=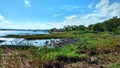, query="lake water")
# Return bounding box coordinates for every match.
[0,37,59,46]
[0,30,60,46]
[0,30,49,36]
